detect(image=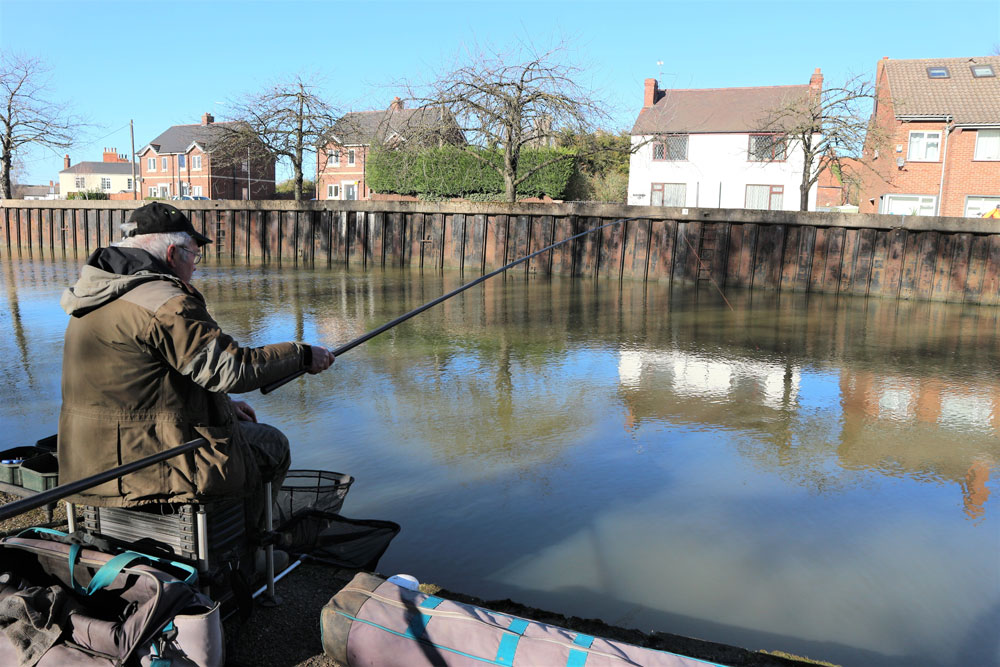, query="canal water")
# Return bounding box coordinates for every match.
[2,256,998,667]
